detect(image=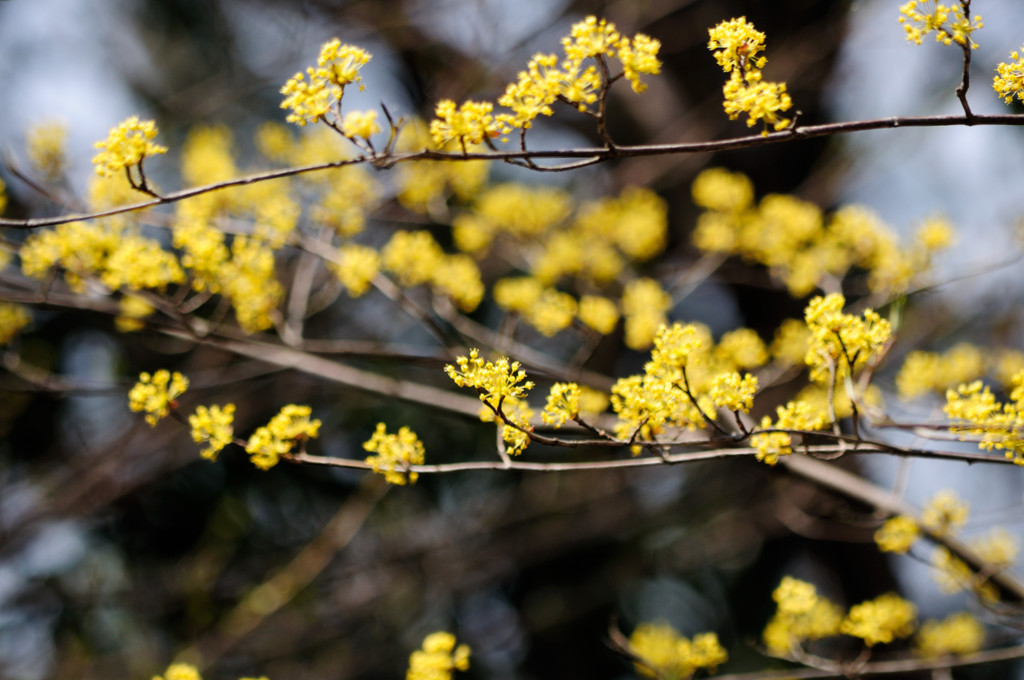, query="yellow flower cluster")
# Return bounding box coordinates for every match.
[430,100,503,150]
[931,546,996,600]
[839,593,917,646]
[542,382,581,427]
[944,375,1024,464]
[406,632,470,680]
[381,230,484,312]
[0,303,31,345]
[445,350,535,456]
[804,293,891,384]
[151,662,267,680]
[916,612,984,658]
[971,527,1019,572]
[708,18,791,136]
[153,663,202,680]
[27,120,68,181]
[393,120,489,213]
[709,371,758,413]
[189,404,236,461]
[610,322,773,450]
[21,220,185,295]
[899,1,983,49]
[363,423,426,485]
[621,278,672,350]
[445,349,534,406]
[128,370,189,426]
[115,293,154,332]
[244,404,321,470]
[91,116,167,177]
[221,236,285,333]
[691,169,954,296]
[331,243,380,298]
[341,109,379,140]
[922,489,969,536]
[764,578,919,654]
[280,40,371,127]
[762,577,844,655]
[750,399,828,465]
[628,622,727,680]
[470,184,664,341]
[170,126,327,333]
[995,46,1024,104]
[429,16,661,148]
[874,515,921,554]
[896,342,985,399]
